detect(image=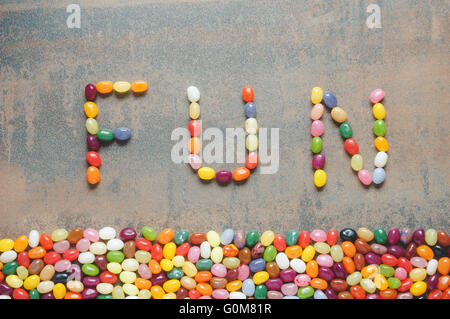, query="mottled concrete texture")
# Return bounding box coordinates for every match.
[0,0,448,237]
